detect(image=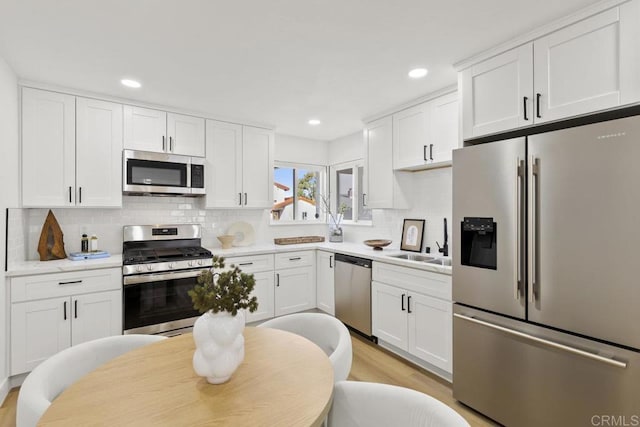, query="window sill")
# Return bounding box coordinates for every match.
[269,221,325,227]
[340,221,373,227]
